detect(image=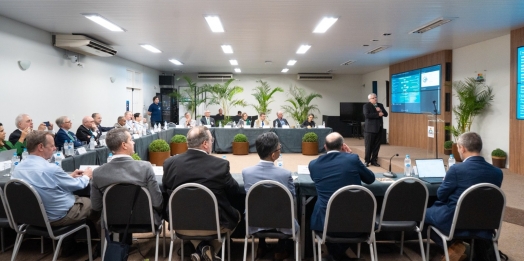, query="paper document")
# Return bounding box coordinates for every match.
[153,166,164,176]
[79,165,99,171]
[297,165,310,174]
